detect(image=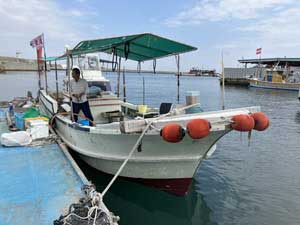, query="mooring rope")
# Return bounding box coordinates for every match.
[101,103,200,197]
[54,184,119,225]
